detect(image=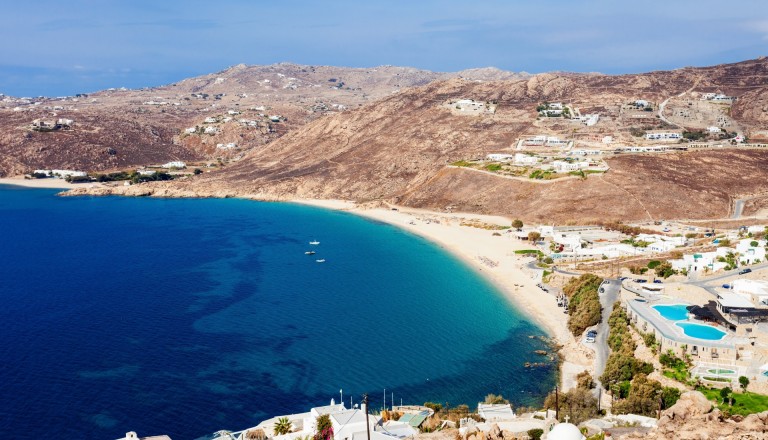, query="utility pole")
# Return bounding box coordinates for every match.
[555,385,559,421]
[363,394,371,440]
